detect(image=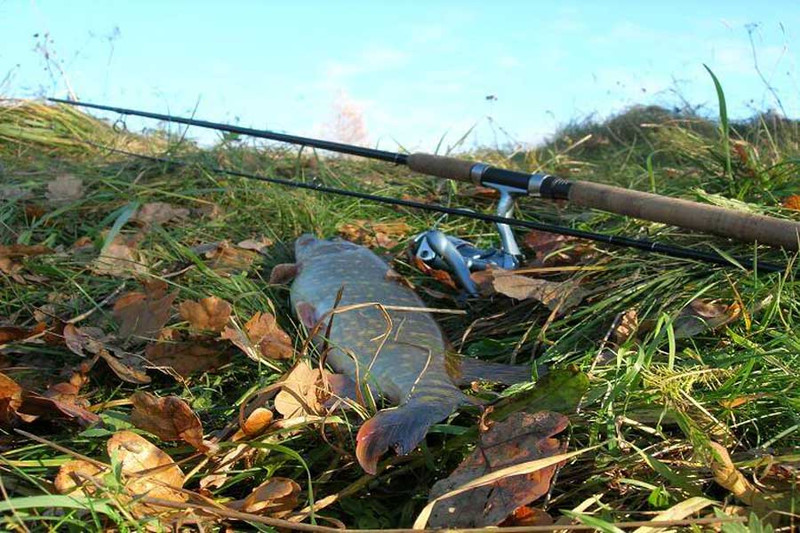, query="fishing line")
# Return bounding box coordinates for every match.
[92,143,784,273]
